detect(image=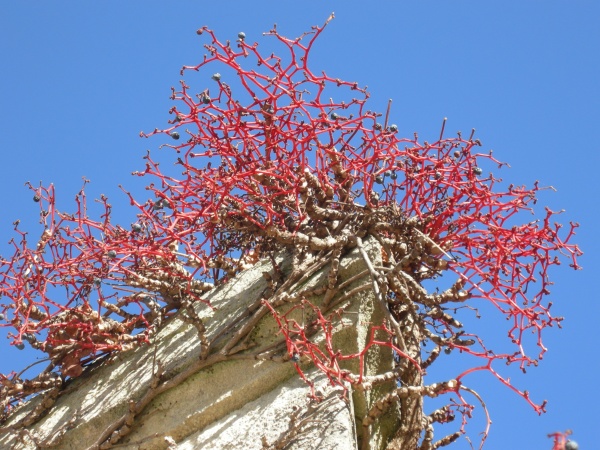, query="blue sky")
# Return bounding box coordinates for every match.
[1,2,598,448]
